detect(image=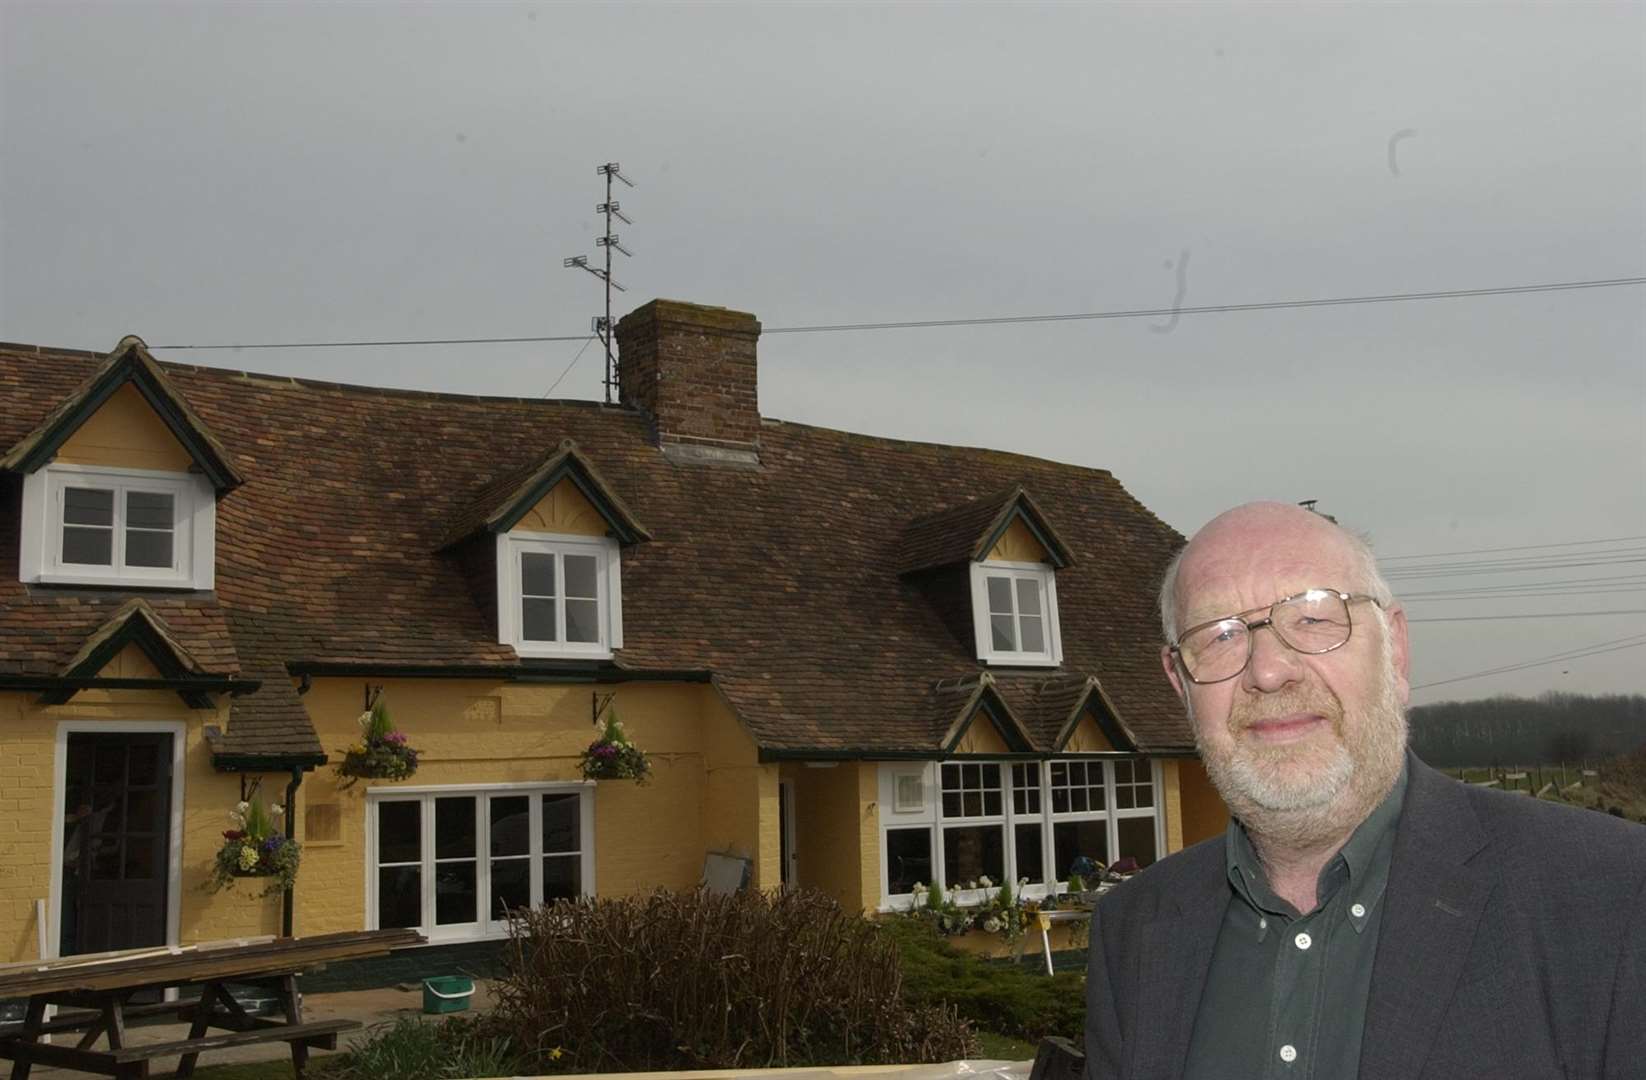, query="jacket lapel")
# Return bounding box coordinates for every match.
[1129,849,1227,1080]
[1358,756,1498,1080]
